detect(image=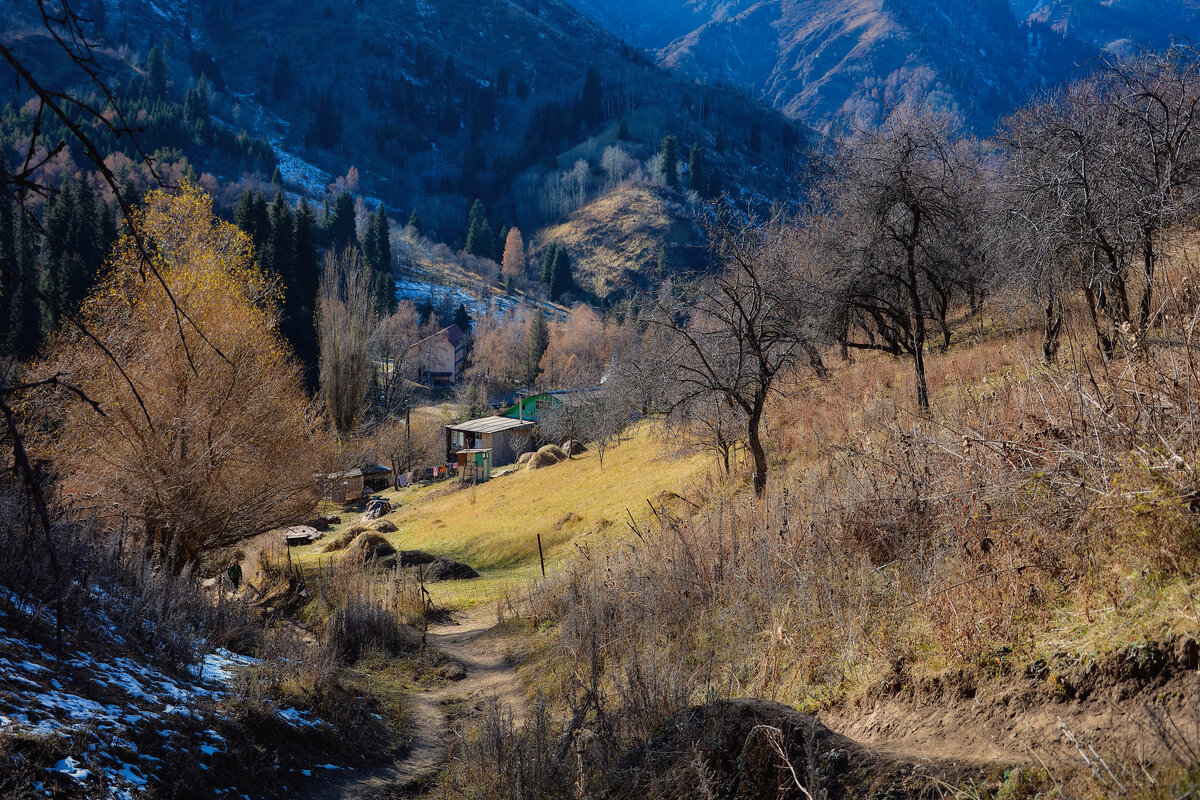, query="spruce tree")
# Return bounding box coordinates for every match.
[264,192,296,287]
[365,204,394,315]
[526,311,549,385]
[541,244,560,288]
[549,246,574,301]
[407,209,423,234]
[291,199,321,385]
[234,191,268,251]
[7,220,42,359]
[464,199,494,260]
[327,191,357,253]
[146,46,168,99]
[454,303,472,333]
[618,120,632,141]
[661,135,679,190]
[688,143,705,194]
[580,67,603,127]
